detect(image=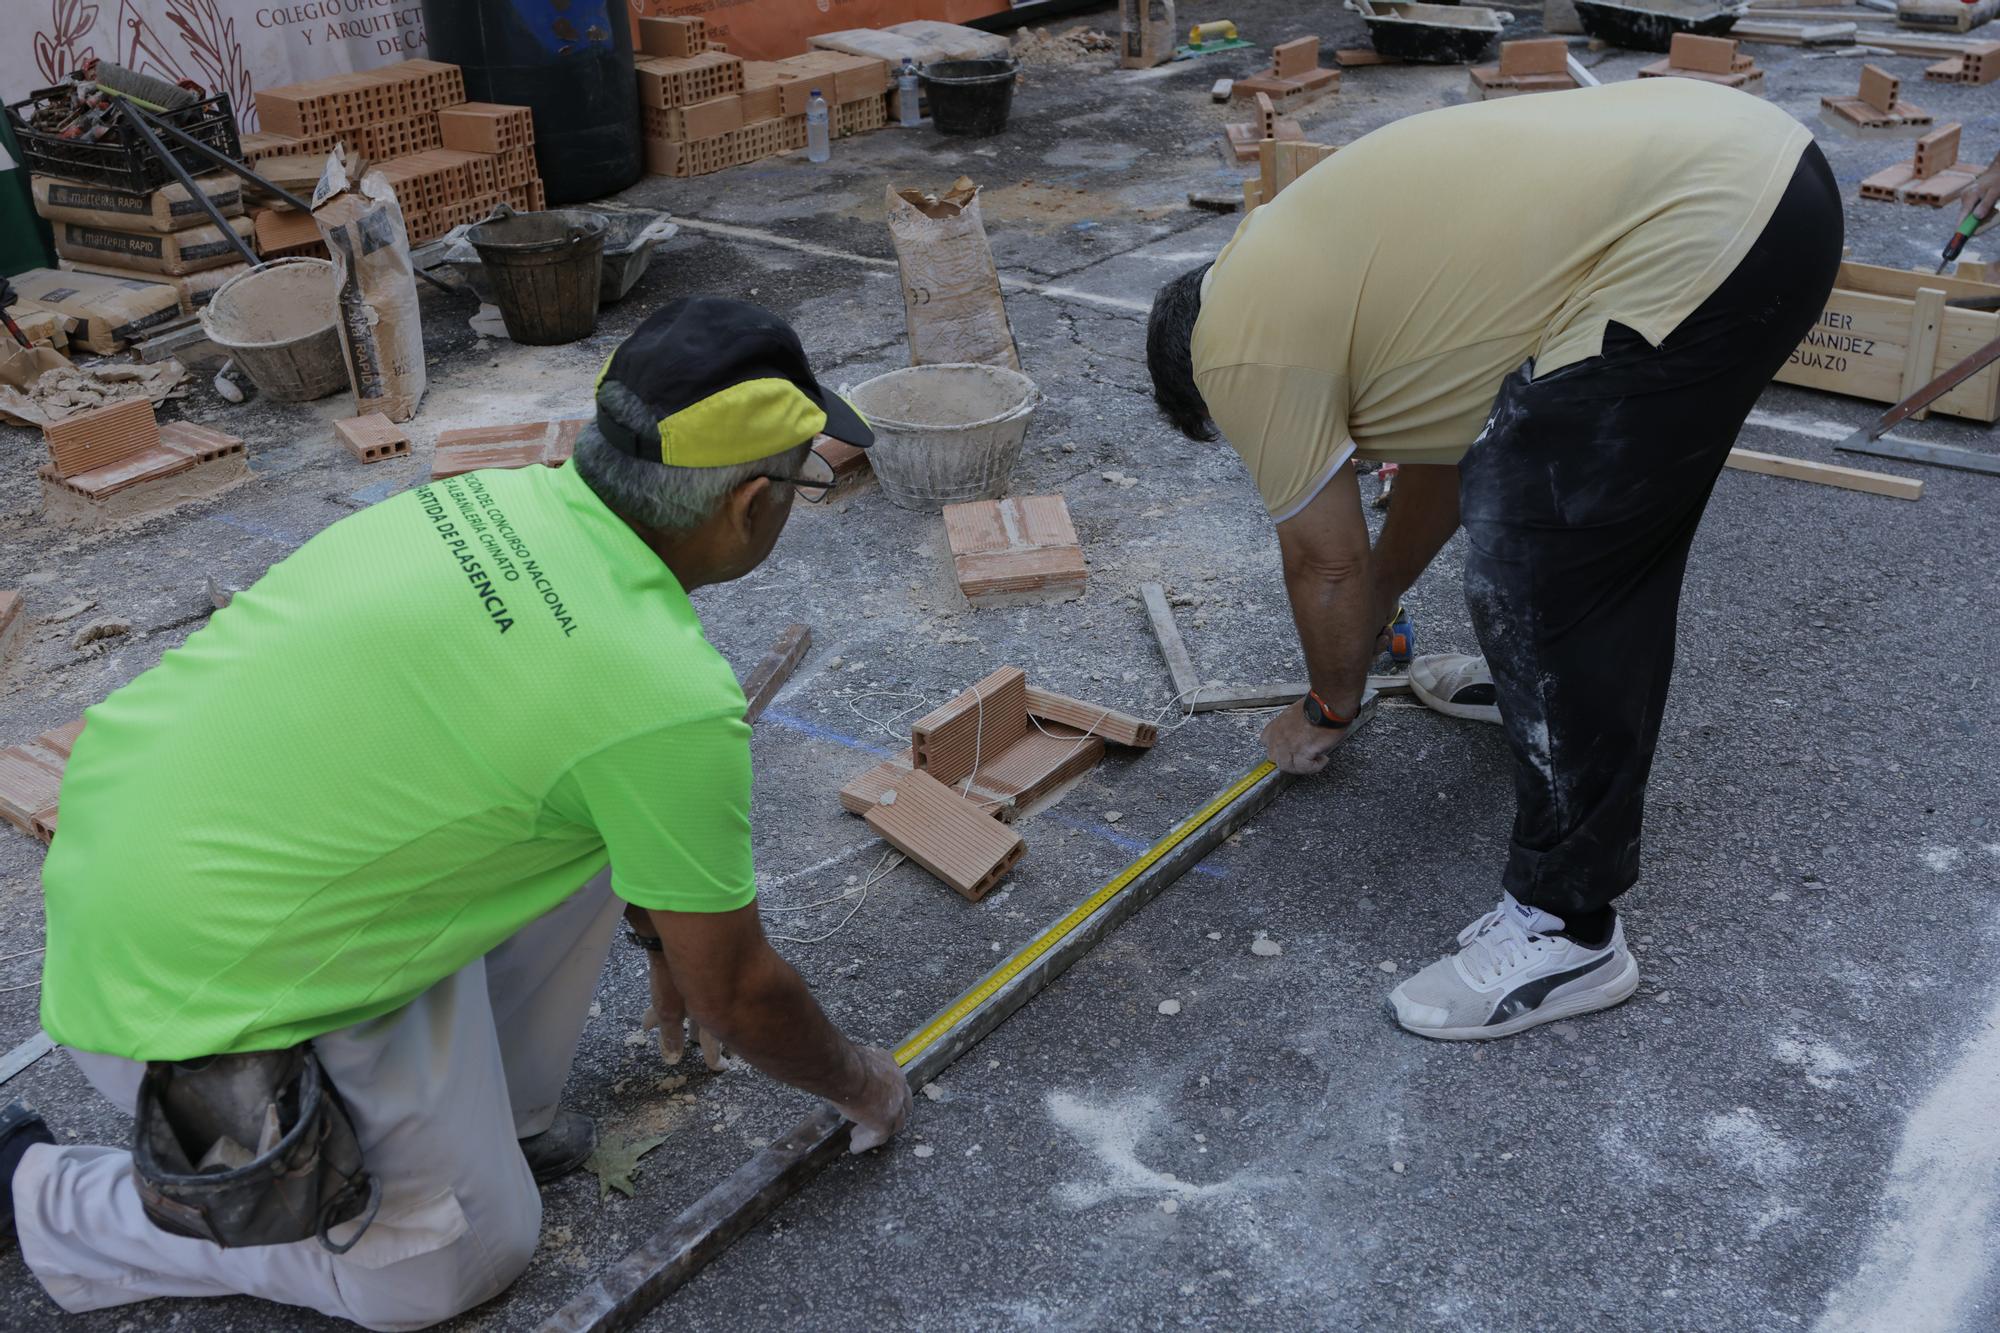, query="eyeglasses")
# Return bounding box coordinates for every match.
[765,472,835,503]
